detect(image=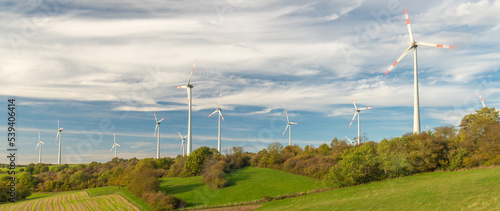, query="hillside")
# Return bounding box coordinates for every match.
[257,167,500,210]
[160,167,326,207]
[0,186,150,211]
